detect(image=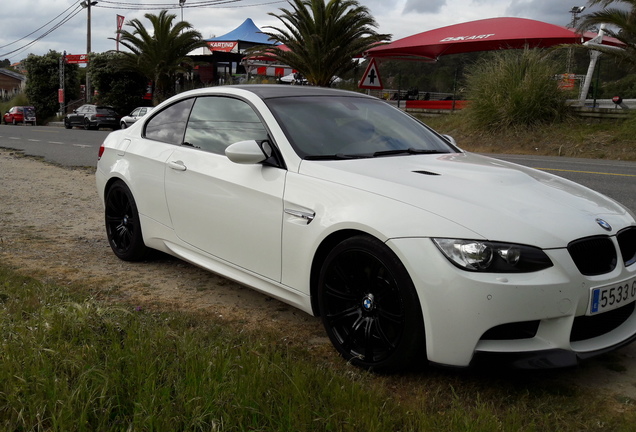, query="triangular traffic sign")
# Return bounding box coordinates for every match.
[358,58,383,89]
